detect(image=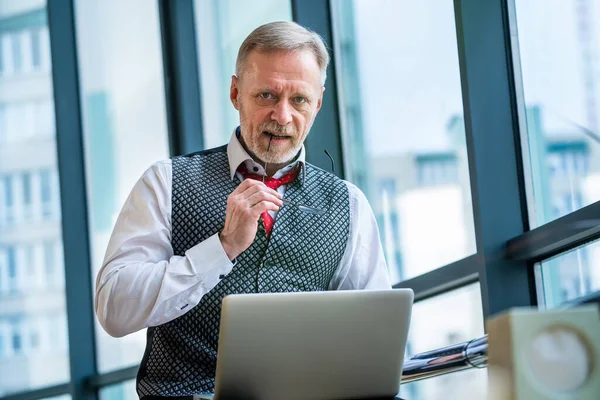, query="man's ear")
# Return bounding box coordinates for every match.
[230,75,240,110]
[316,86,325,112]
